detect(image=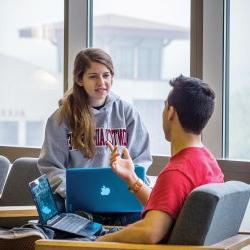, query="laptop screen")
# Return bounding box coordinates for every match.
[29,175,58,224]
